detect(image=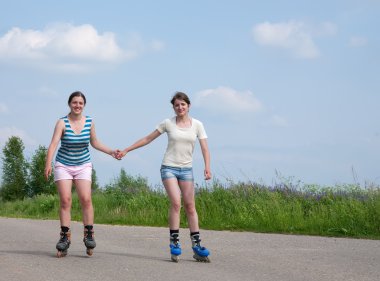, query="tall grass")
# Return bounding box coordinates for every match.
[0,181,379,239]
[195,182,380,238]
